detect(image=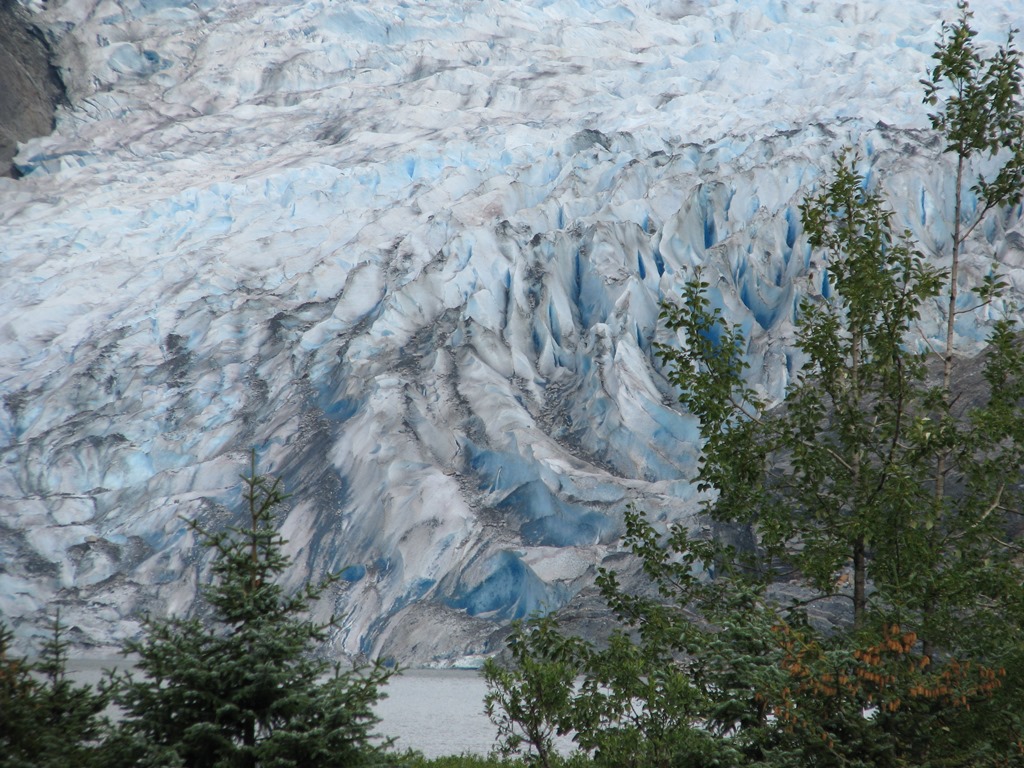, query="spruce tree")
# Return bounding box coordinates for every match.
[0,614,109,768]
[106,455,395,768]
[0,622,38,767]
